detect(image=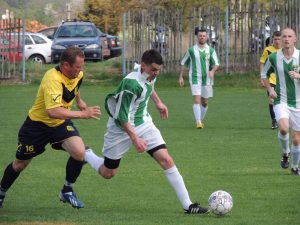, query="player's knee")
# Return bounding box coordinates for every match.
[280,128,289,135]
[201,101,208,107]
[159,155,174,169]
[12,159,31,172]
[101,170,116,179]
[99,165,117,179]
